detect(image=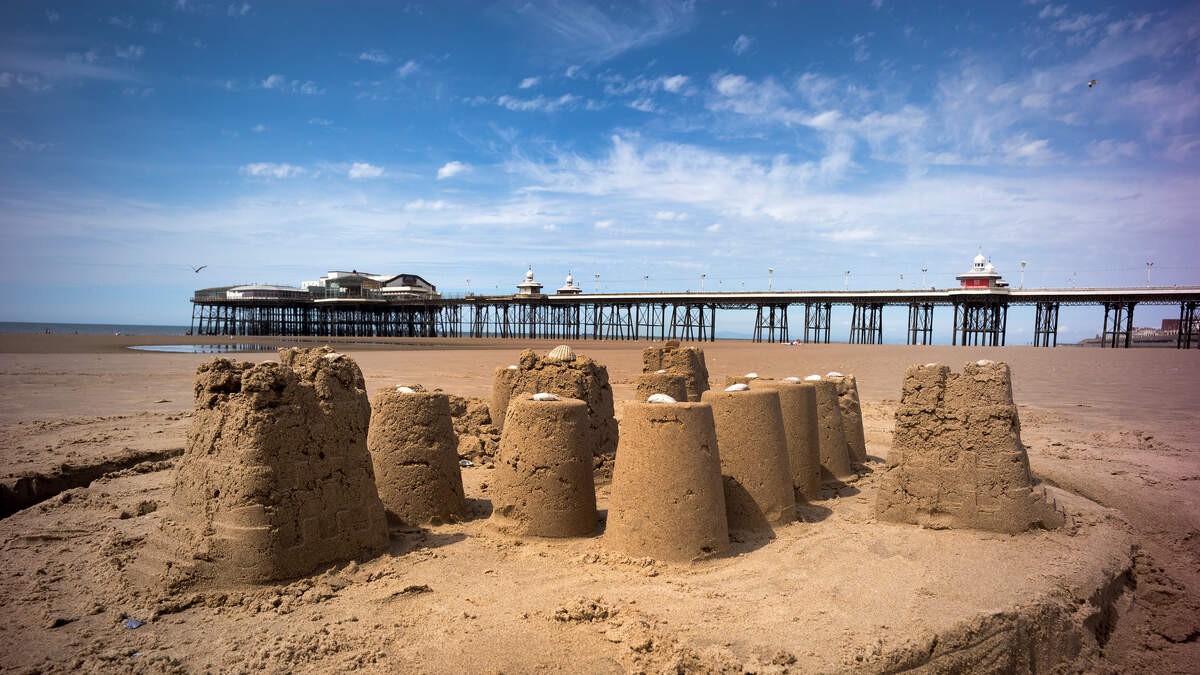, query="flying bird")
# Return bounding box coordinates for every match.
[191,265,207,273]
[1087,79,1098,88]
